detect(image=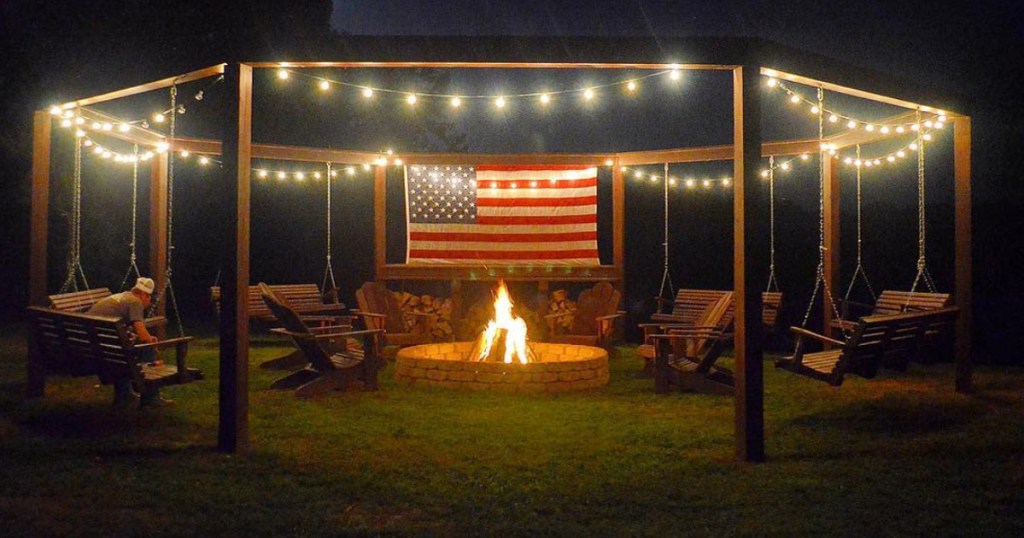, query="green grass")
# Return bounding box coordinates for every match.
[1,324,1022,536]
